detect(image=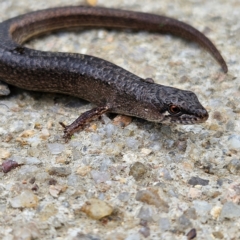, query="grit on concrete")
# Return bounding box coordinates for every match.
[0,0,239,239]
